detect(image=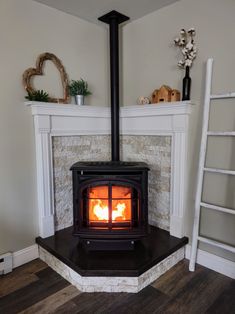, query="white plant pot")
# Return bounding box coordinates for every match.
[75,95,84,105]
